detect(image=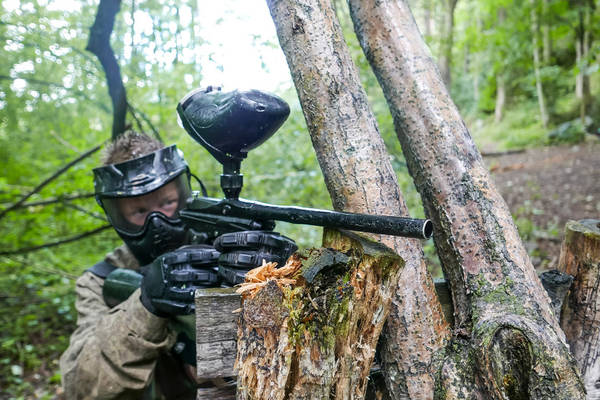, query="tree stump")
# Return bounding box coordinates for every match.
[235,230,404,399]
[558,219,600,398]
